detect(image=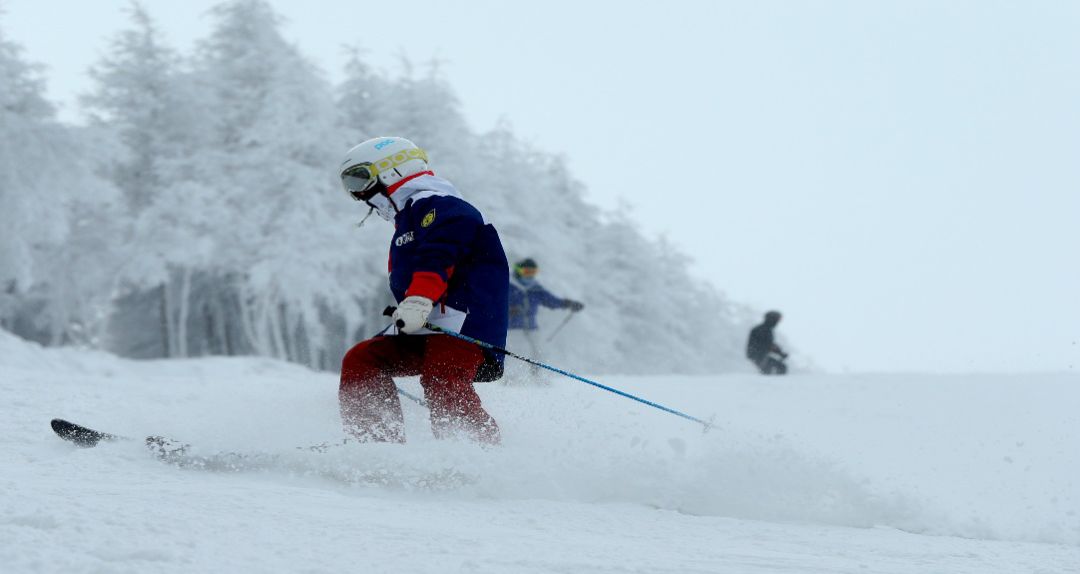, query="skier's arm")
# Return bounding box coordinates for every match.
[533,284,576,310]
